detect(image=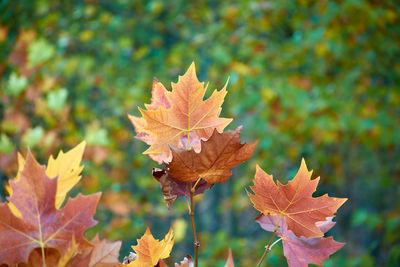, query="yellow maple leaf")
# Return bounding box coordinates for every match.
[46,141,86,209]
[126,227,174,267]
[7,141,86,217]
